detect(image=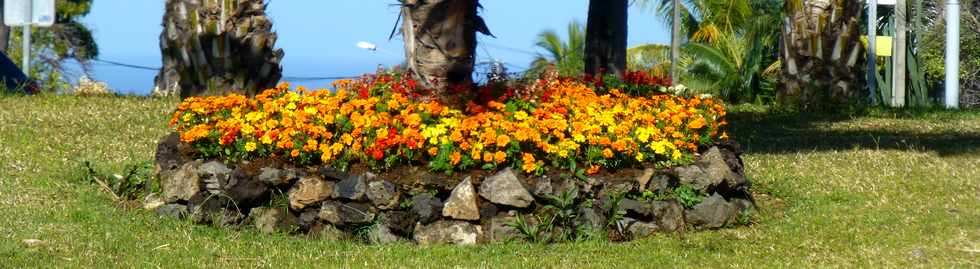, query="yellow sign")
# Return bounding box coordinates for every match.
[861,36,893,57]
